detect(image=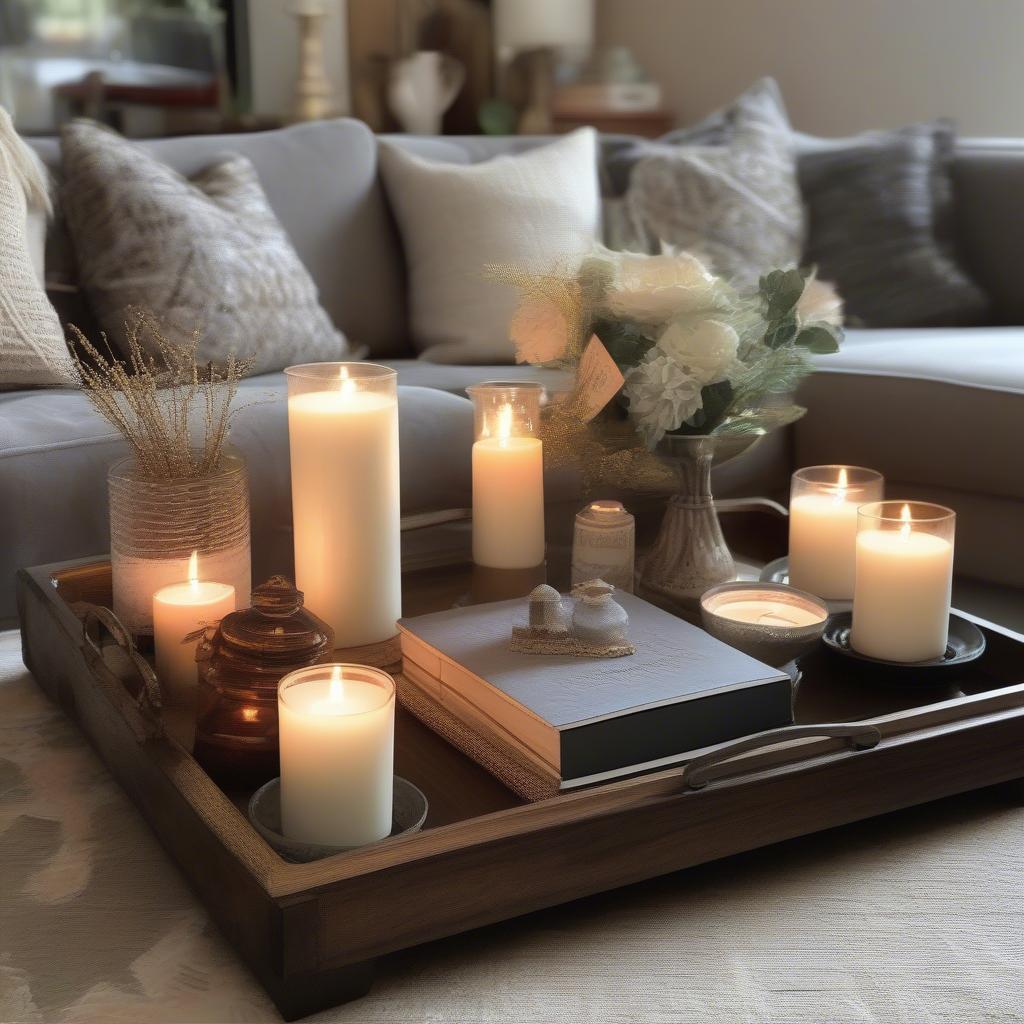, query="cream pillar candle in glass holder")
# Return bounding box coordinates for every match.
[466,381,545,570]
[278,663,395,848]
[285,363,401,649]
[788,465,884,599]
[851,502,955,663]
